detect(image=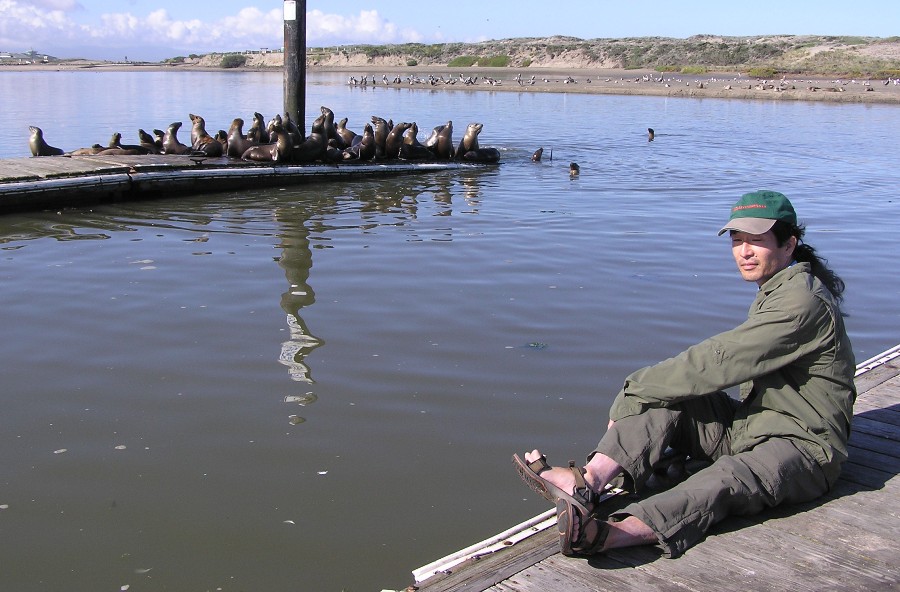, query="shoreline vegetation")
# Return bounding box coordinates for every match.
[5,35,900,104]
